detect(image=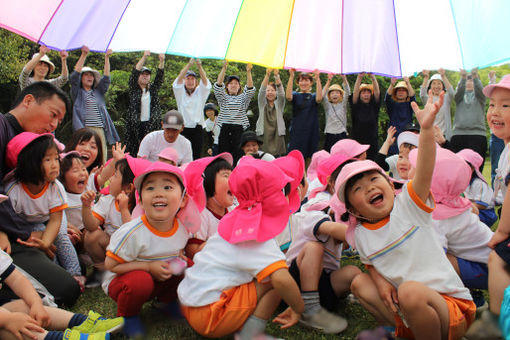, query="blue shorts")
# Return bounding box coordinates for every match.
[494,236,510,266]
[457,258,488,290]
